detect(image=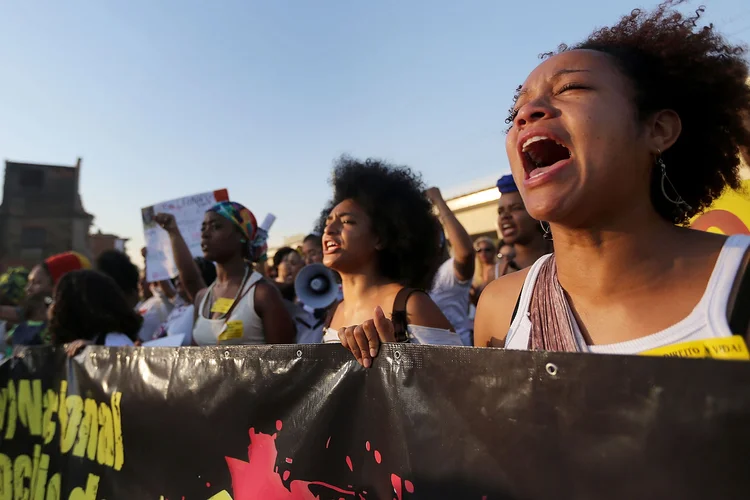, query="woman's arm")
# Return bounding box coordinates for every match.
[153,213,206,301]
[254,281,296,344]
[473,268,529,348]
[405,291,454,330]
